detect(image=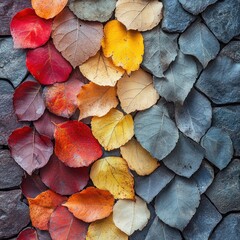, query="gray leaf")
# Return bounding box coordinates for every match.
[155,176,200,230]
[142,26,178,78]
[163,133,204,178]
[154,51,198,104]
[157,98,175,121]
[175,89,212,142]
[179,20,220,68]
[134,105,179,160]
